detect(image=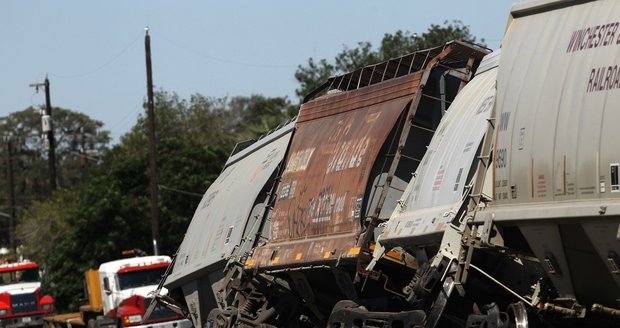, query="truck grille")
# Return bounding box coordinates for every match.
[144,297,176,322]
[11,293,38,314]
